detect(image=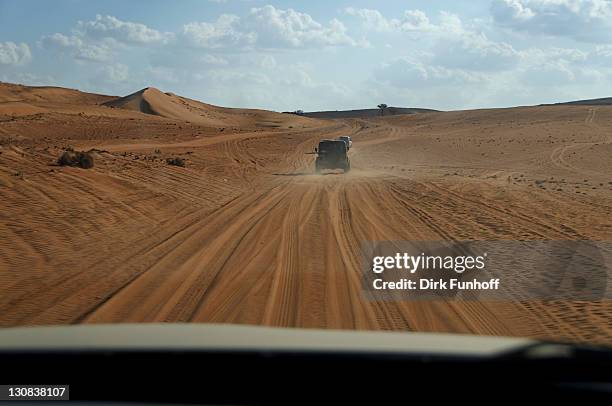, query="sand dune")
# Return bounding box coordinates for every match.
[0,82,113,118]
[103,86,312,129]
[0,81,113,105]
[0,82,611,344]
[103,87,229,125]
[0,82,313,132]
